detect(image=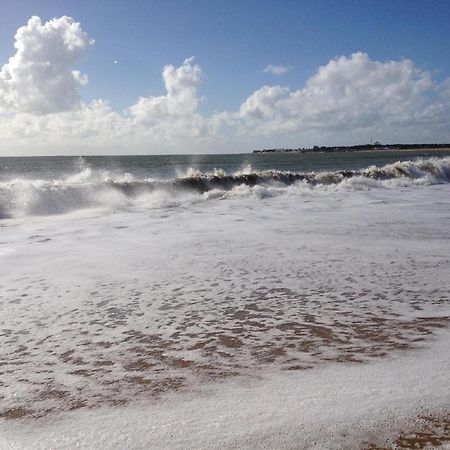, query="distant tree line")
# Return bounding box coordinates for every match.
[252,142,450,154]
